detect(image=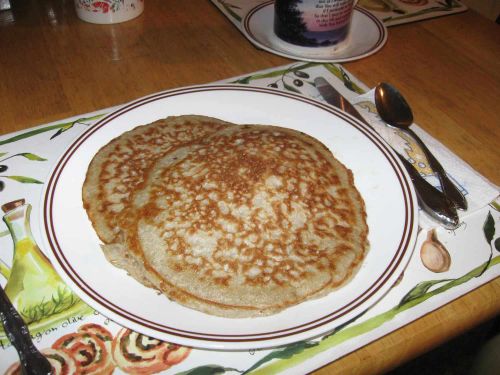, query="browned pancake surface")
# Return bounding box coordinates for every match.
[123,125,369,317]
[82,115,232,244]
